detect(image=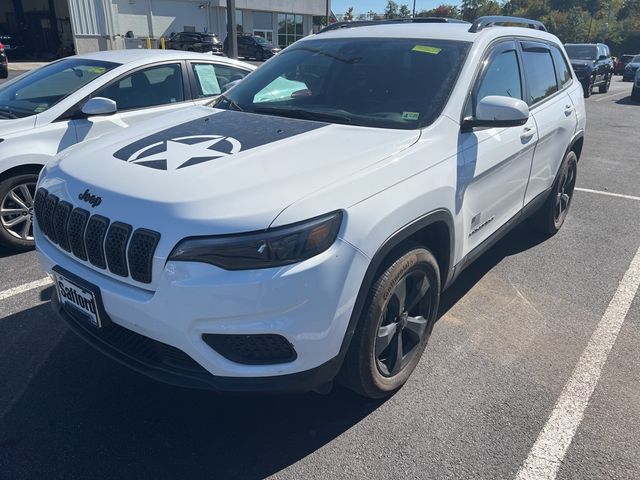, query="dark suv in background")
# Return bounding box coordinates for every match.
[223,34,281,61]
[0,42,7,78]
[565,43,613,97]
[166,32,223,54]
